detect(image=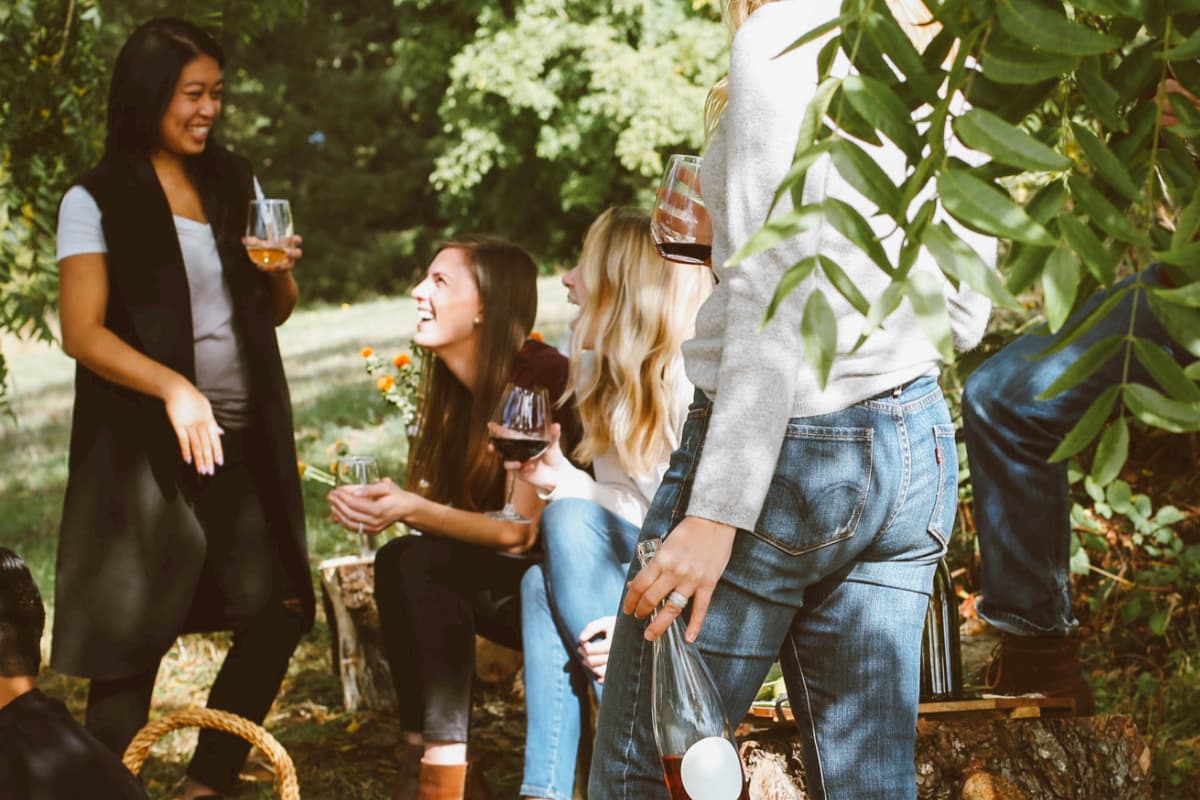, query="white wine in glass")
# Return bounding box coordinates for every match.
[335,455,381,557]
[245,199,294,269]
